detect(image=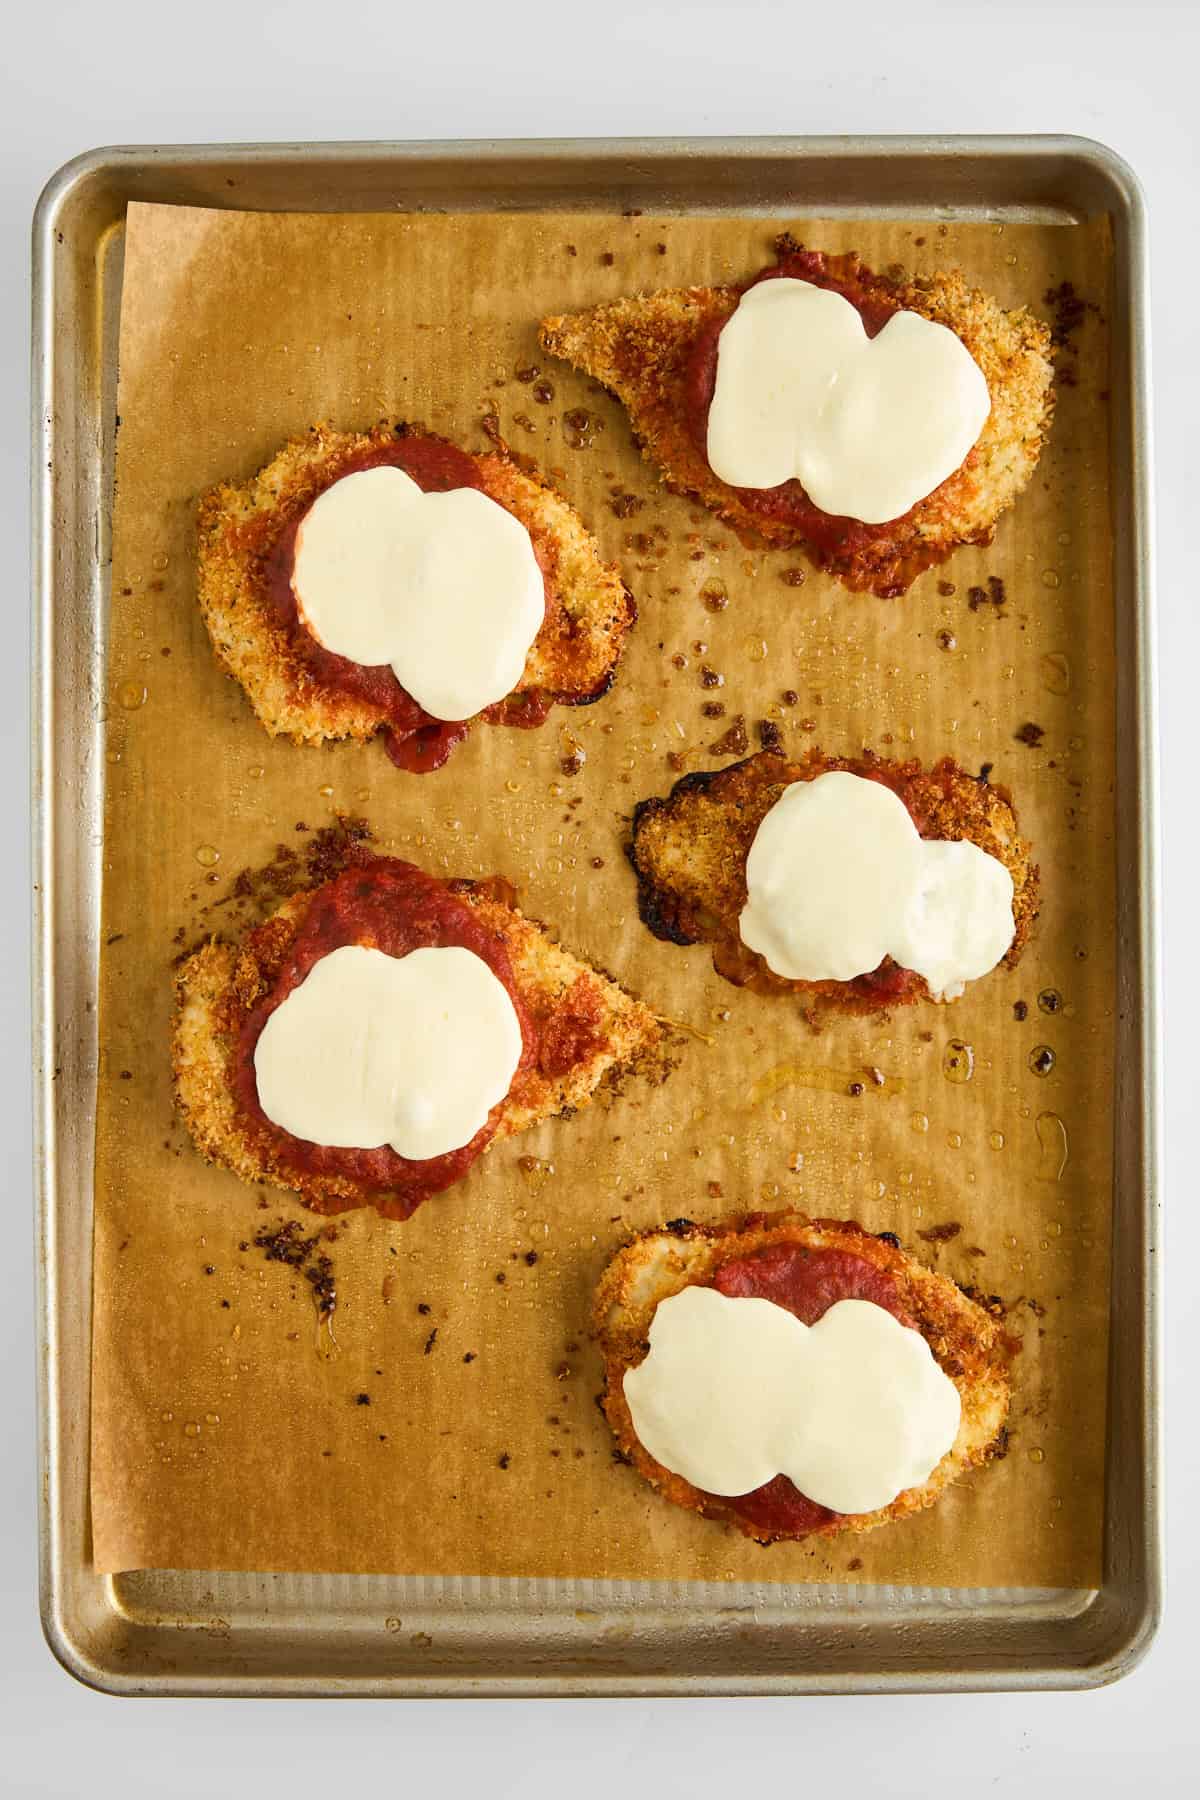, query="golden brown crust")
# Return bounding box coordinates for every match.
[592,1210,1013,1544]
[172,870,671,1218]
[195,422,636,751]
[627,748,1039,1020]
[540,241,1055,596]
